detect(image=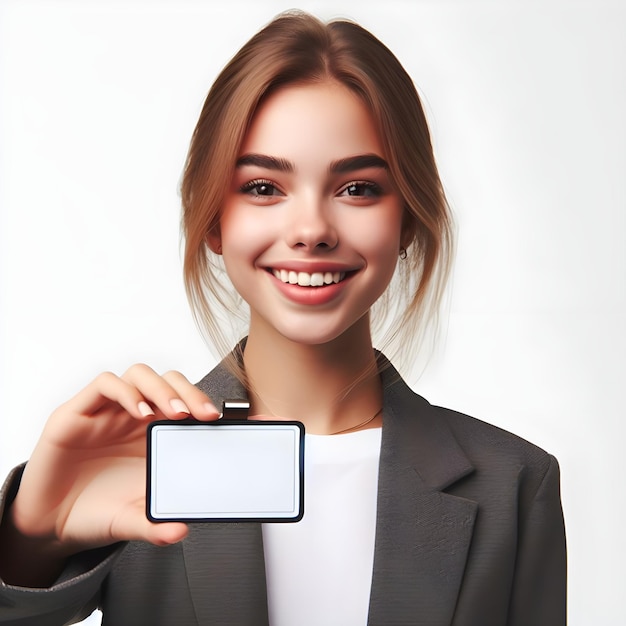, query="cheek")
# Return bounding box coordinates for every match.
[345,209,403,262]
[219,206,268,259]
